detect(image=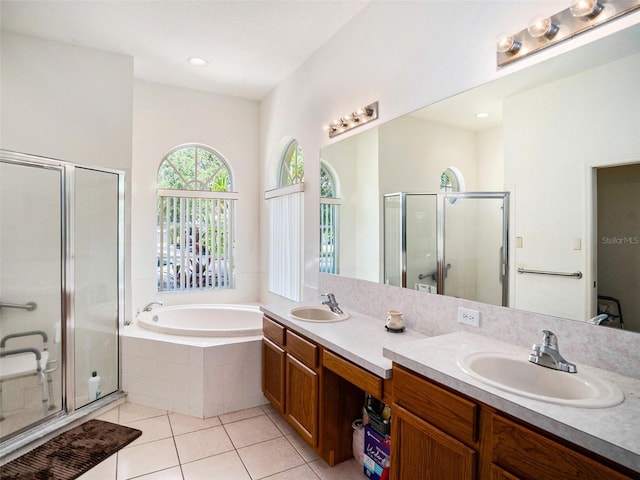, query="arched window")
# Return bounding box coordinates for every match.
[320,162,340,274]
[279,139,304,186]
[157,144,236,291]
